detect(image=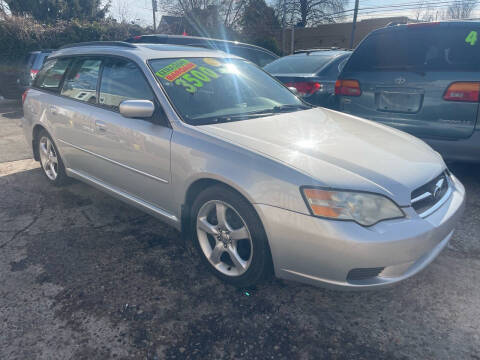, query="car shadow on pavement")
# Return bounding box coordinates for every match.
[1,165,480,359]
